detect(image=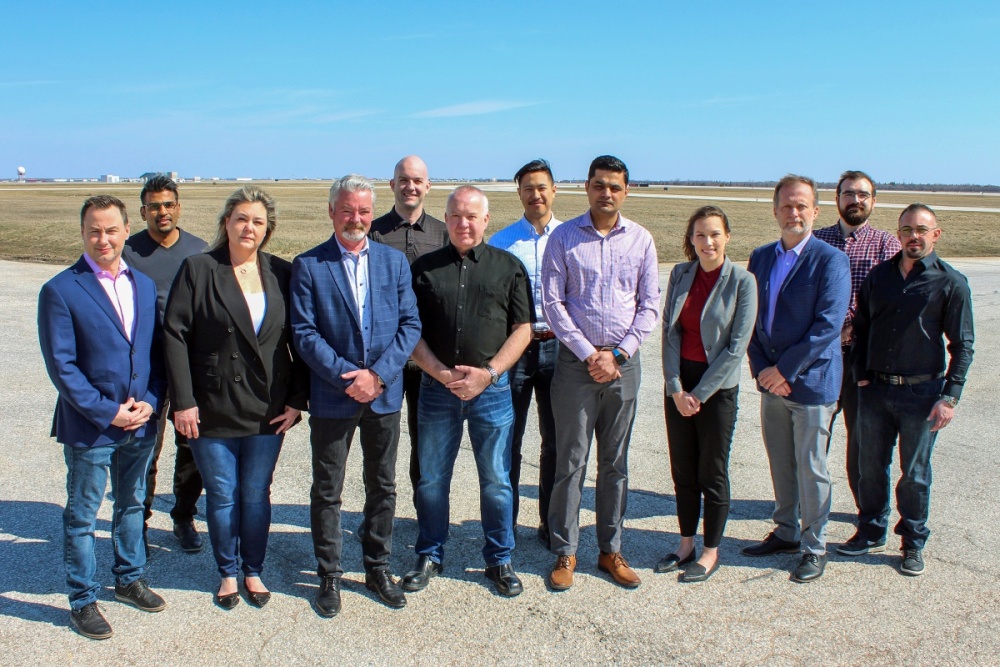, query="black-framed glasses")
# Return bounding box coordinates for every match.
[839,190,873,201]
